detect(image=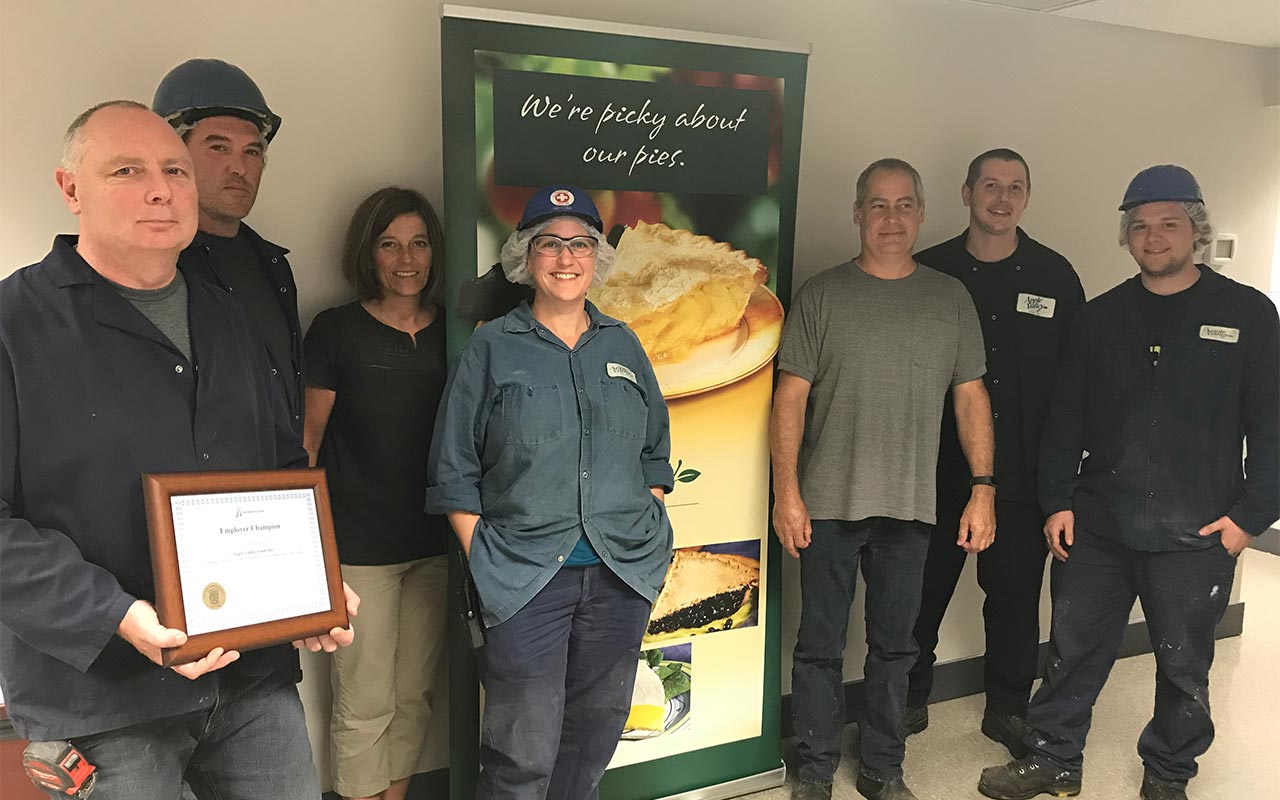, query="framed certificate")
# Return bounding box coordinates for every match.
[142,469,347,666]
